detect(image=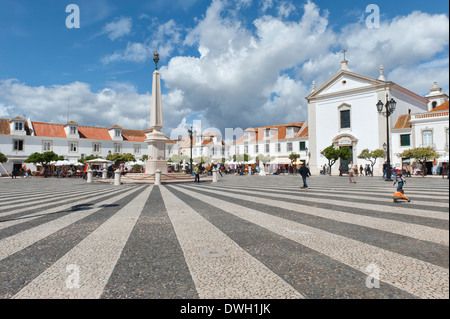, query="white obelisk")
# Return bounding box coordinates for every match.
[145,51,168,175]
